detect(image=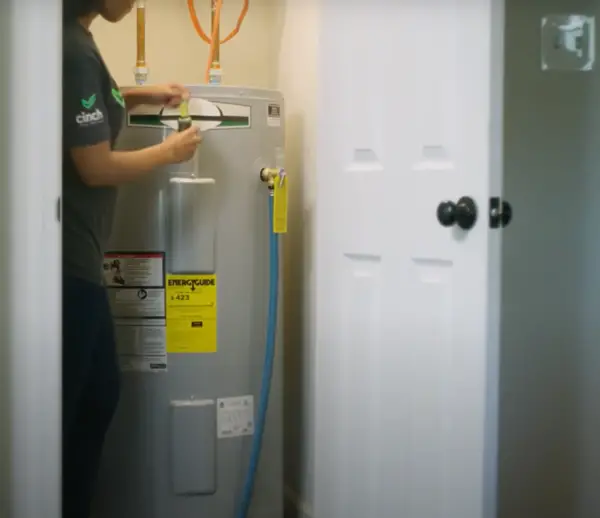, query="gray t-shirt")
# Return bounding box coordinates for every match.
[62,22,125,285]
